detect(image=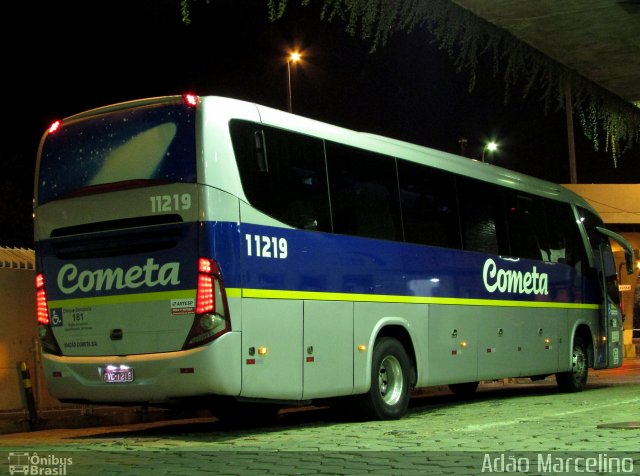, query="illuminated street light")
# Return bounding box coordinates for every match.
[287,51,301,113]
[482,141,498,163]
